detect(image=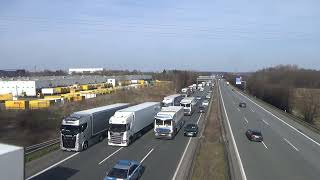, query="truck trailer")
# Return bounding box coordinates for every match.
[162,94,184,107]
[154,106,184,139]
[108,102,161,146]
[60,103,130,151]
[0,143,24,180]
